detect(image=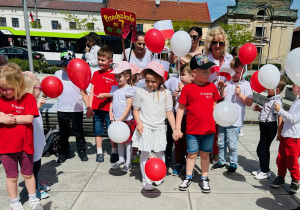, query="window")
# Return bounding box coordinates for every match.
[255,27,266,37]
[0,17,6,26]
[137,24,143,32]
[69,22,76,29]
[8,48,22,54]
[88,23,94,30]
[12,18,19,27]
[257,10,266,16]
[52,20,58,29]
